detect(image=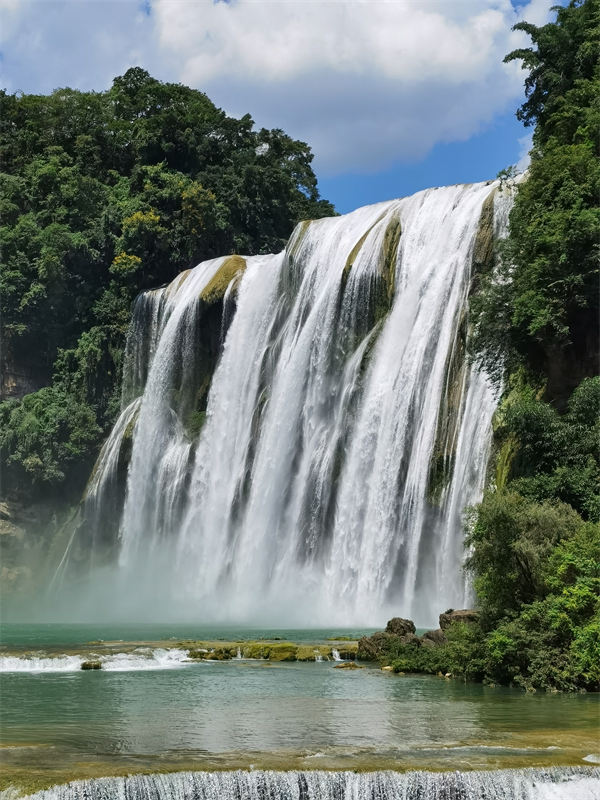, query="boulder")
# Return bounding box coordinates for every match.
[439,609,479,631]
[421,628,447,647]
[357,631,392,661]
[385,617,416,637]
[357,618,419,661]
[81,660,102,670]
